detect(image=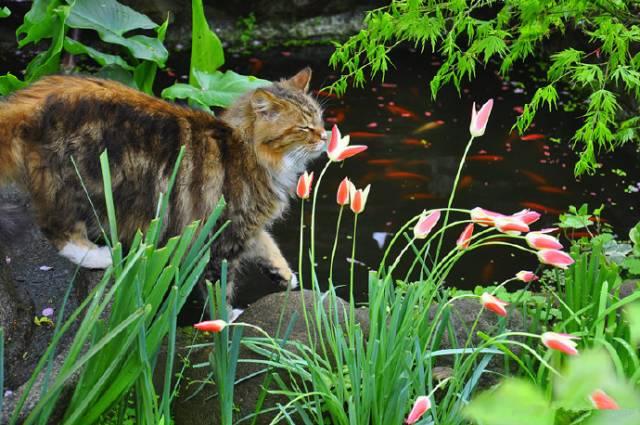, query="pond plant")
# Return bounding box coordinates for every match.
[0,0,639,424]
